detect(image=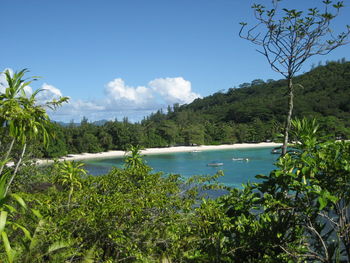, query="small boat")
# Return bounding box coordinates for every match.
[207,162,224,167]
[232,158,249,162]
[191,150,202,153]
